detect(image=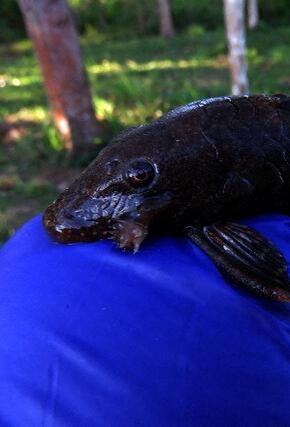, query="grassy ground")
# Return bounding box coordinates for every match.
[1,25,290,245]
